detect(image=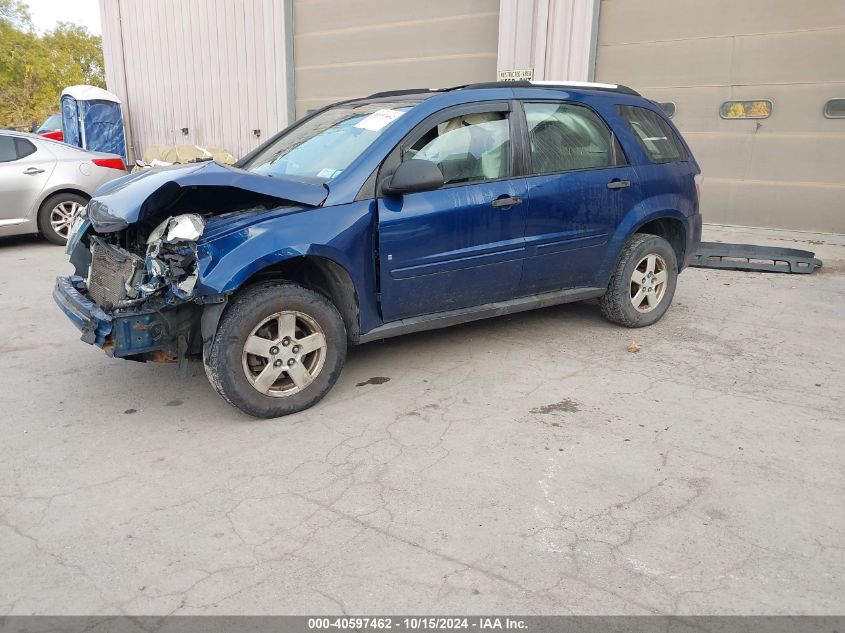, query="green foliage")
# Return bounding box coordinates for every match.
[0,0,105,129]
